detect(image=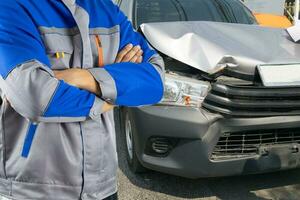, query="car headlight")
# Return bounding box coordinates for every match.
[160,73,210,107]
